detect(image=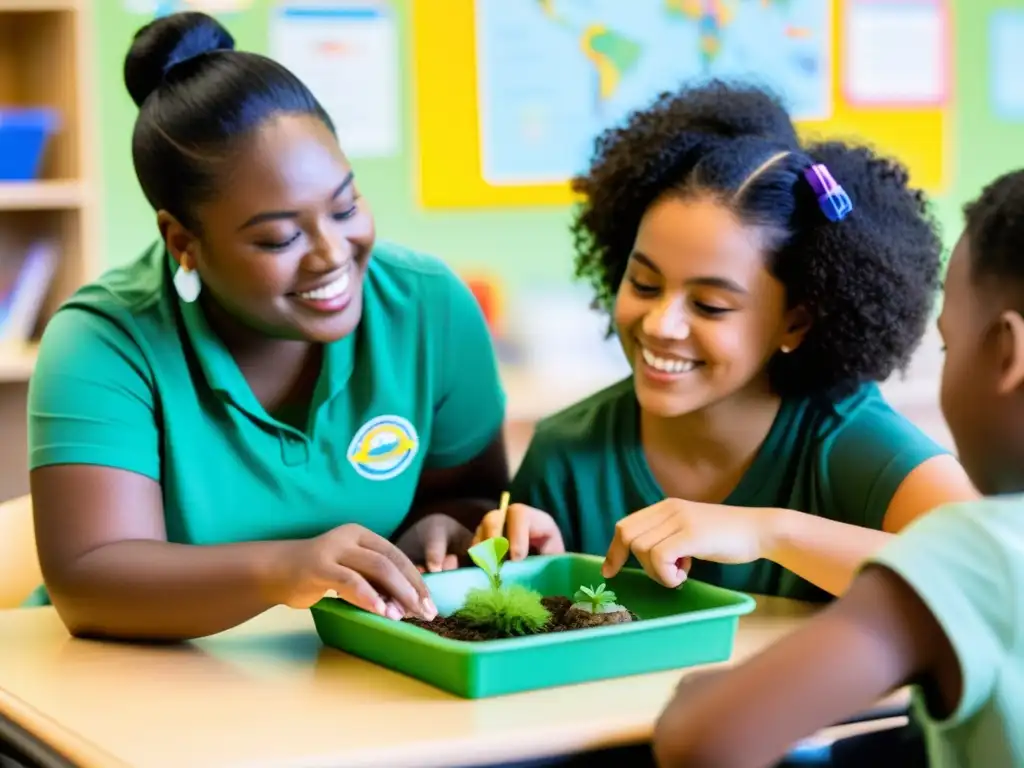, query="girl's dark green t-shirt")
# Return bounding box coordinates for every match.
[509,378,946,603]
